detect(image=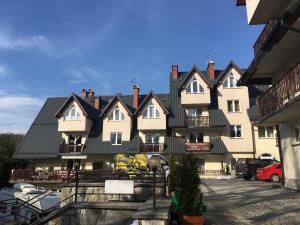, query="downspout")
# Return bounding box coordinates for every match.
[251,123,257,158]
[276,124,285,186]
